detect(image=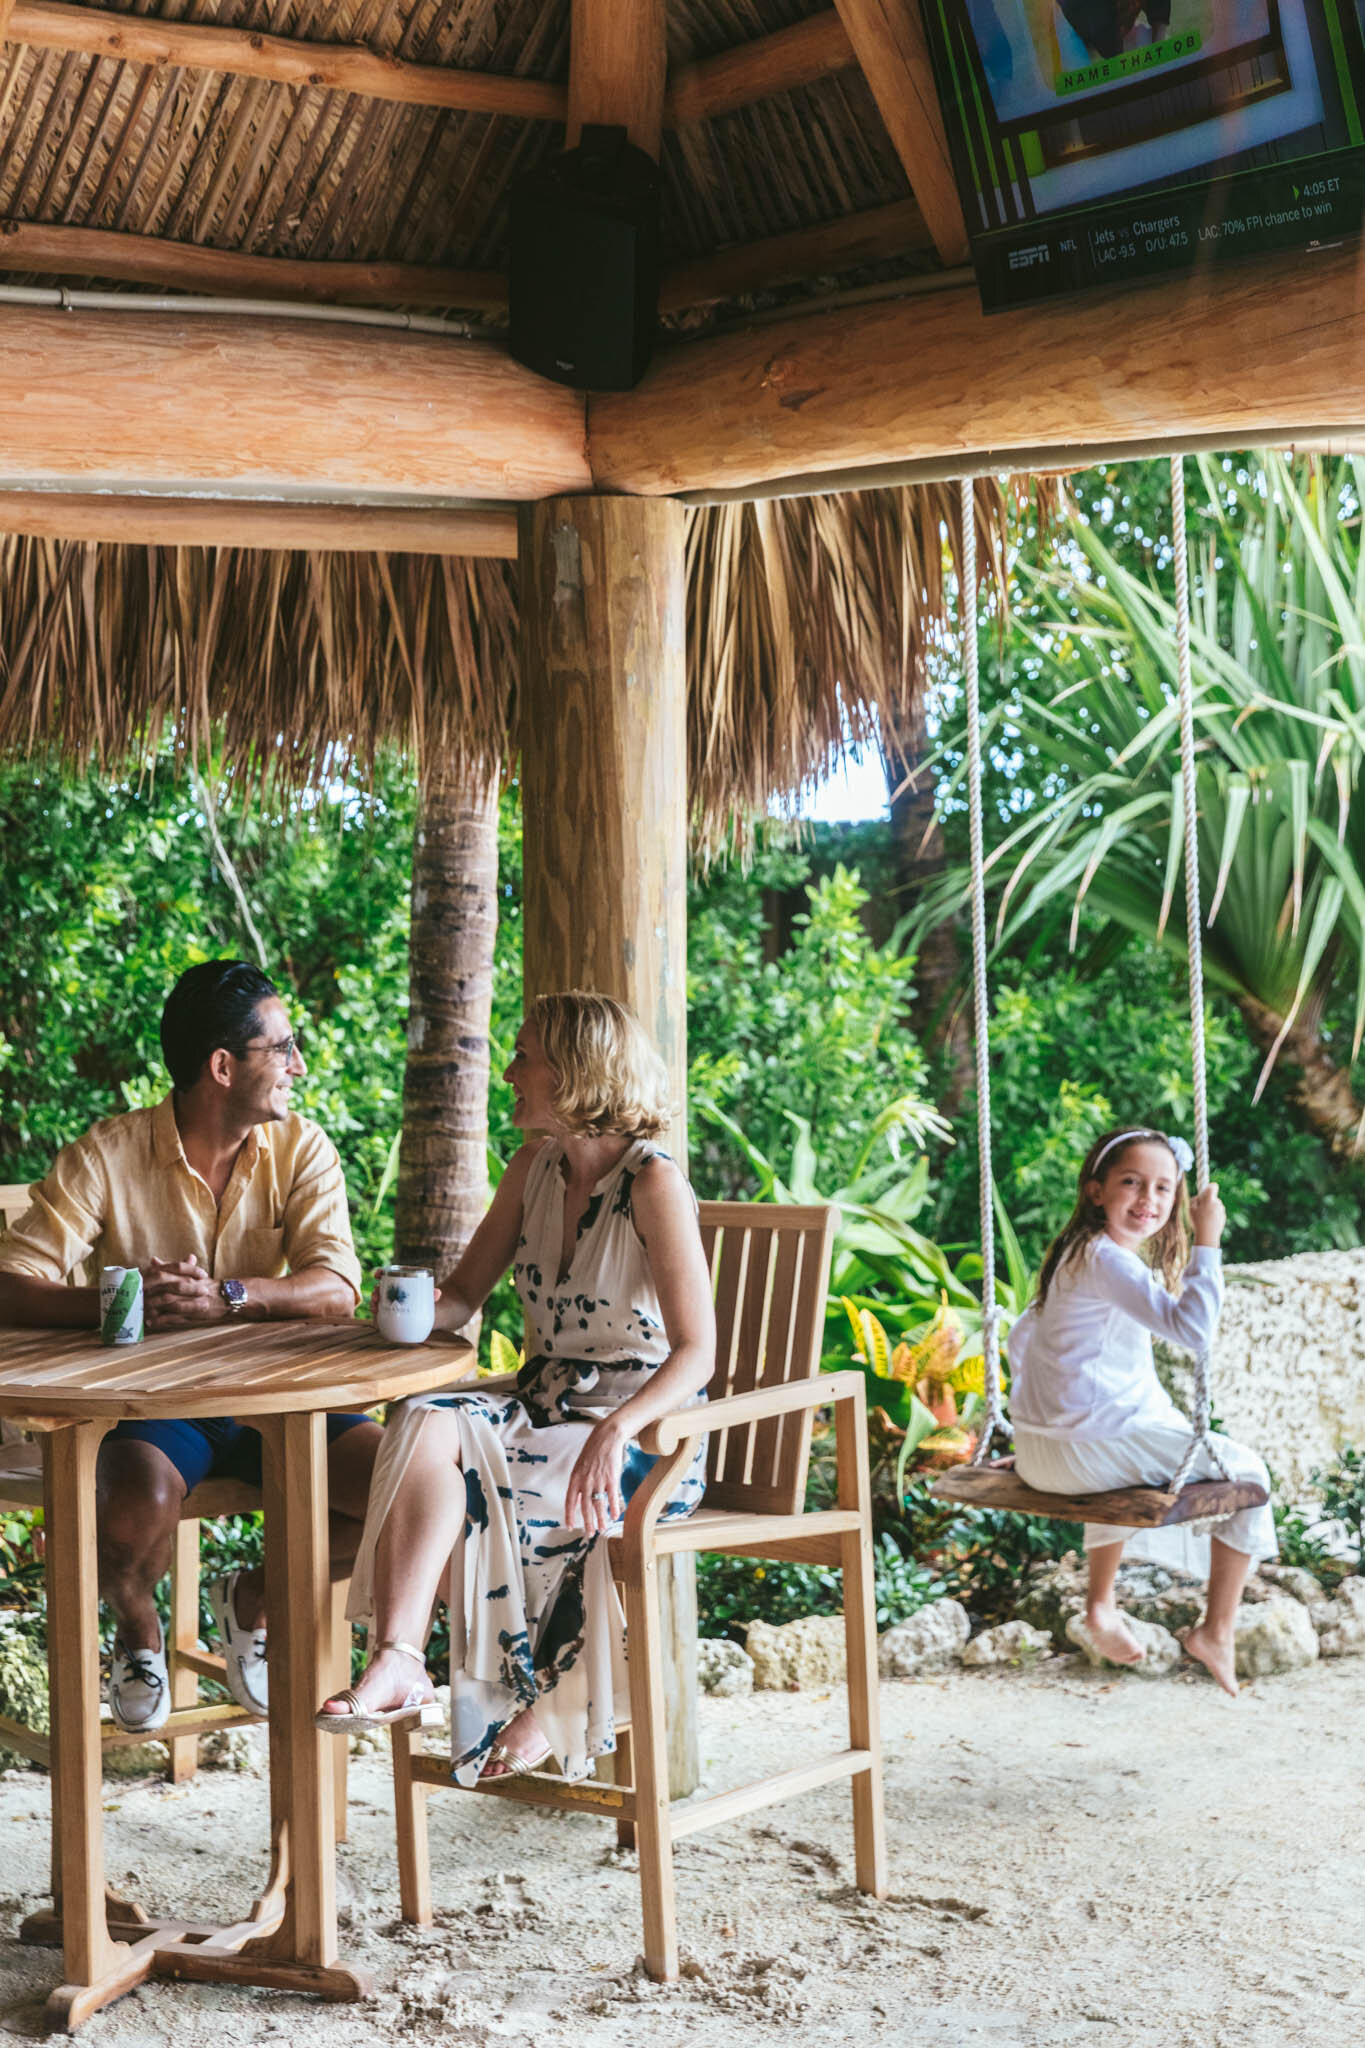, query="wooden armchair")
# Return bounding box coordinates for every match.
[0,1183,351,1816]
[390,1199,887,1980]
